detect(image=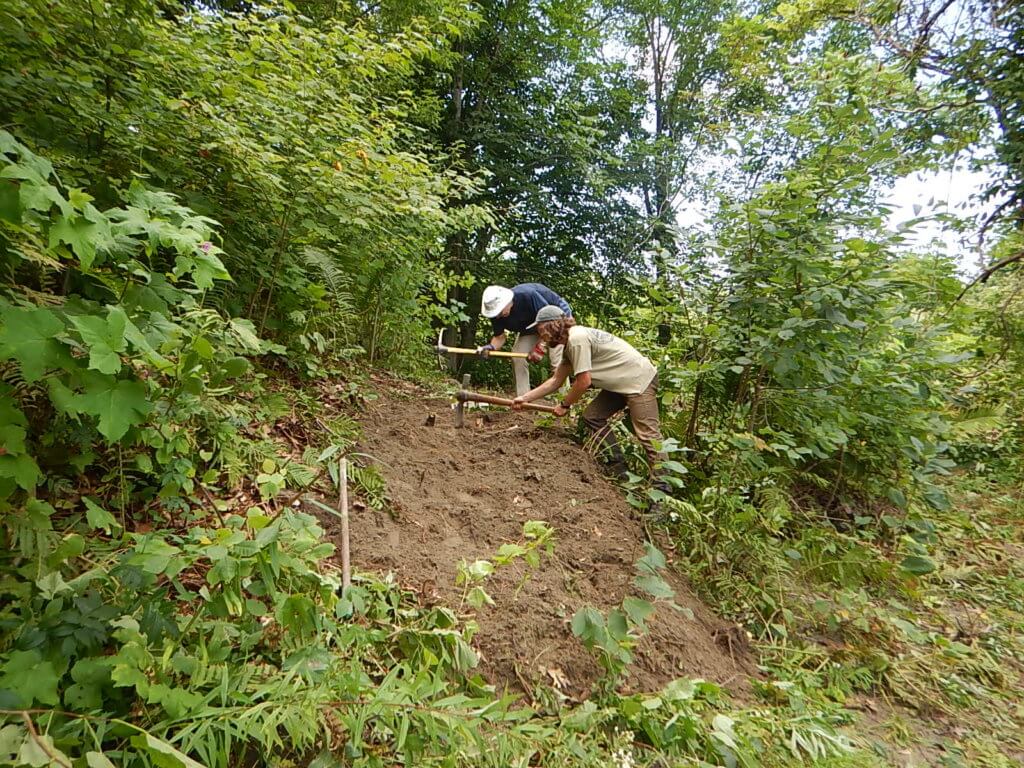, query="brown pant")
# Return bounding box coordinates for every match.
[581,373,665,473]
